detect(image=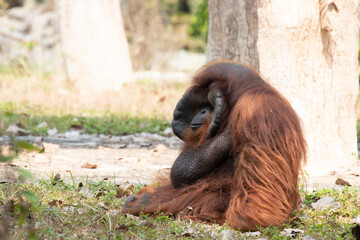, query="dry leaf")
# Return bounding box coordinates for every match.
[158,96,166,102]
[48,200,63,207]
[117,183,133,198]
[335,178,351,186]
[0,200,14,214]
[81,162,98,169]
